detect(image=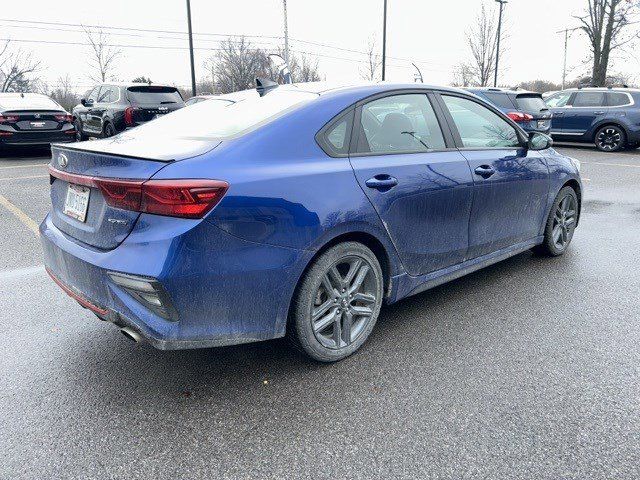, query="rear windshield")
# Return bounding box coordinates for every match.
[119,89,317,141]
[0,95,63,111]
[515,94,548,113]
[126,86,183,105]
[480,92,516,110]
